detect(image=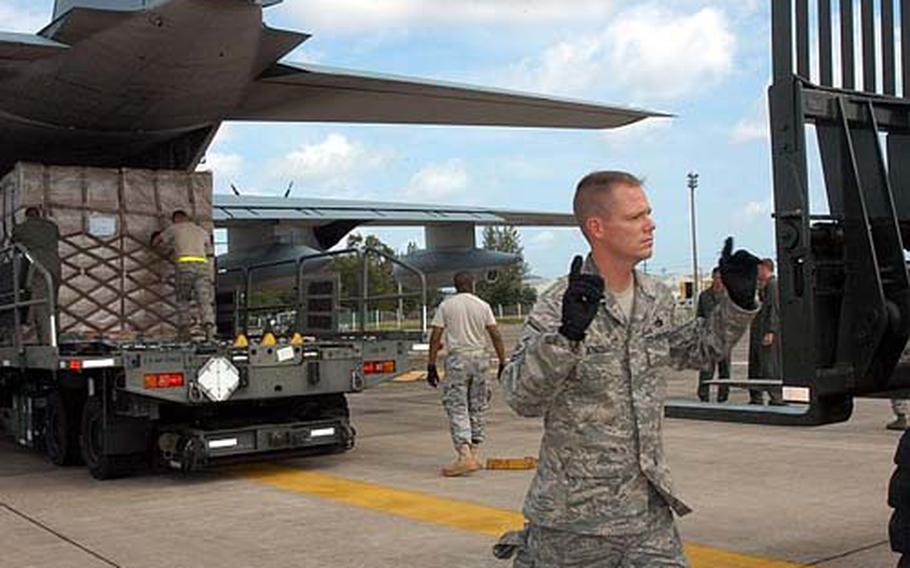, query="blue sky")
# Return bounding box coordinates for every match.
[2,0,784,278]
